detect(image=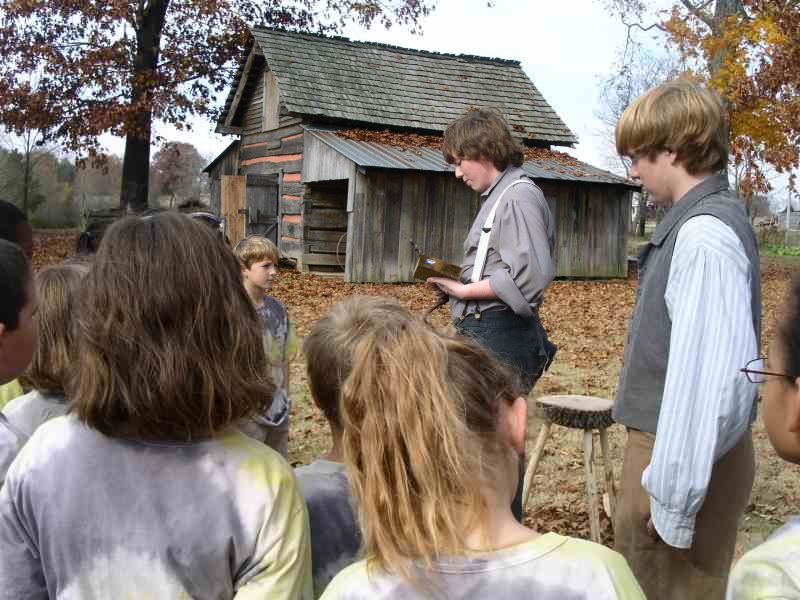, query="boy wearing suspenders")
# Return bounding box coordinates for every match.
[428,108,557,518]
